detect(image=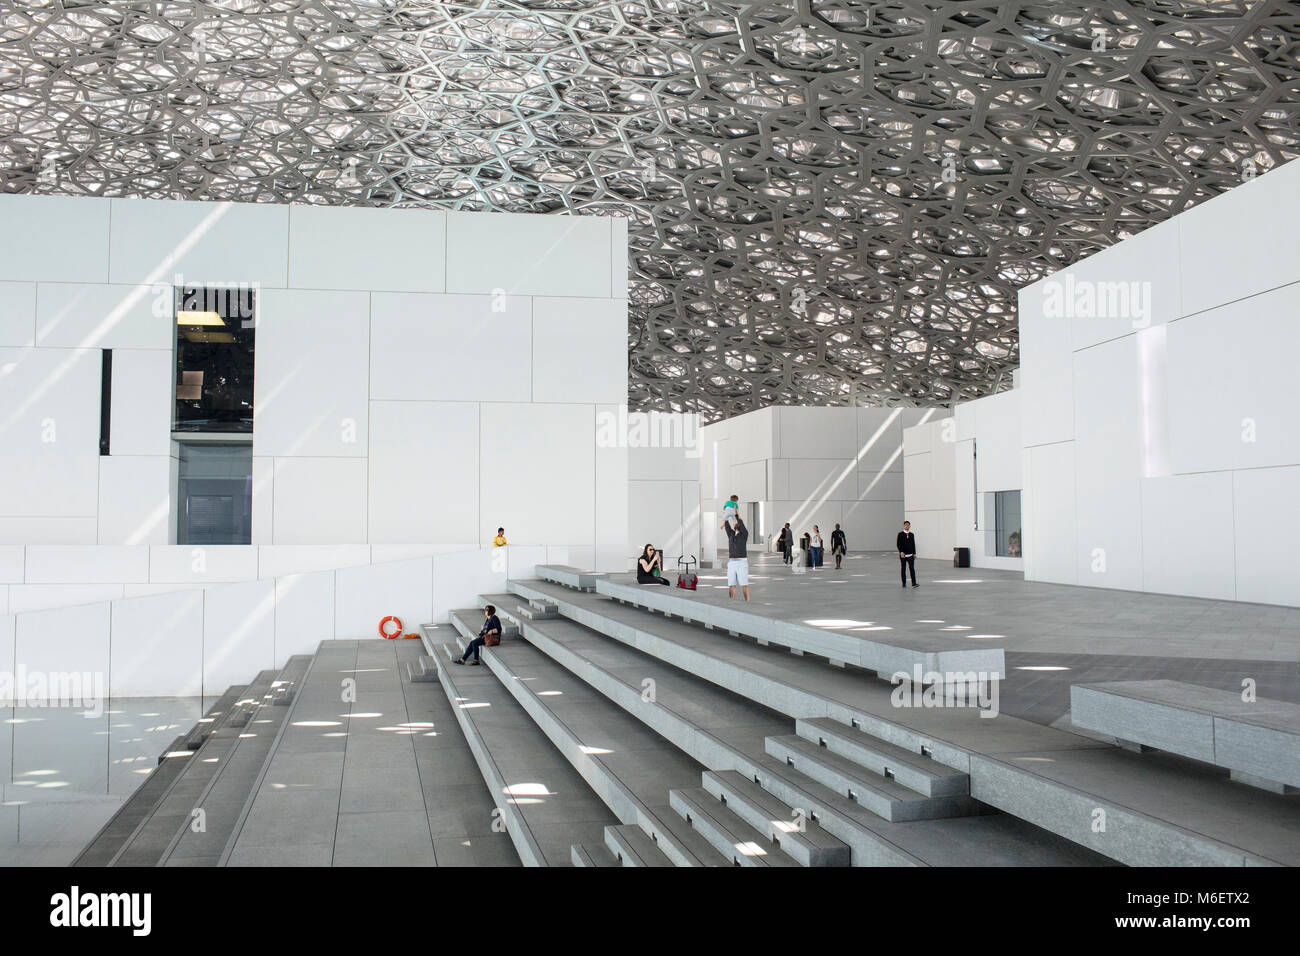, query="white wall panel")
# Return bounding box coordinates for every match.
[147,545,259,584]
[0,517,96,545]
[1073,337,1143,590]
[271,457,368,545]
[253,289,369,457]
[108,198,289,287]
[0,282,36,347]
[35,283,171,350]
[1233,465,1300,607]
[97,455,172,546]
[532,297,627,404]
[1018,292,1074,448]
[841,498,904,551]
[1141,473,1236,601]
[25,545,148,584]
[904,509,955,560]
[774,407,858,460]
[857,469,904,502]
[0,195,110,284]
[369,292,531,402]
[15,602,110,698]
[786,458,855,503]
[1167,283,1300,475]
[854,408,908,474]
[506,545,548,581]
[368,401,479,544]
[0,547,21,583]
[479,403,594,547]
[430,548,506,623]
[273,570,335,661]
[8,584,124,614]
[1178,158,1300,316]
[203,578,276,694]
[1062,217,1181,350]
[628,436,700,481]
[250,456,274,545]
[258,545,371,579]
[107,348,172,457]
[730,458,768,502]
[110,590,203,697]
[1024,442,1077,585]
[611,216,629,299]
[334,557,433,639]
[628,480,682,561]
[0,346,101,454]
[446,211,611,298]
[288,205,446,293]
[594,404,629,571]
